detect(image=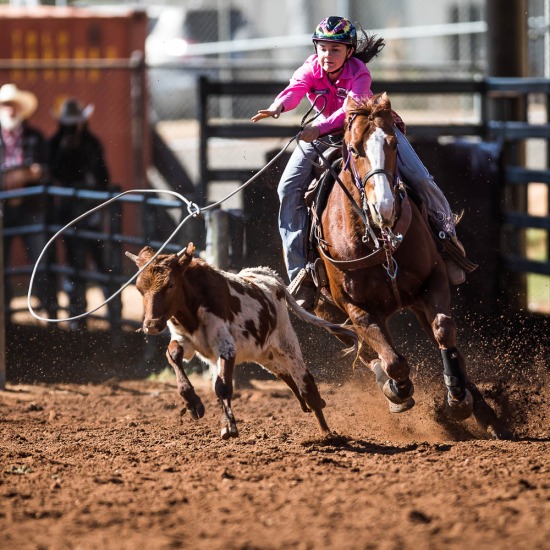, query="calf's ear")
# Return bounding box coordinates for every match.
[125,251,138,263]
[177,242,195,269]
[125,246,155,268]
